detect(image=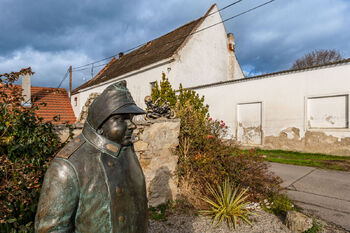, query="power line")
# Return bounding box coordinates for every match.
[191,0,276,36]
[68,0,276,89]
[223,0,275,23]
[73,55,116,70]
[117,0,245,55]
[57,68,69,88]
[72,0,245,70]
[140,0,276,57]
[73,62,109,72]
[70,0,276,90]
[208,0,243,16]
